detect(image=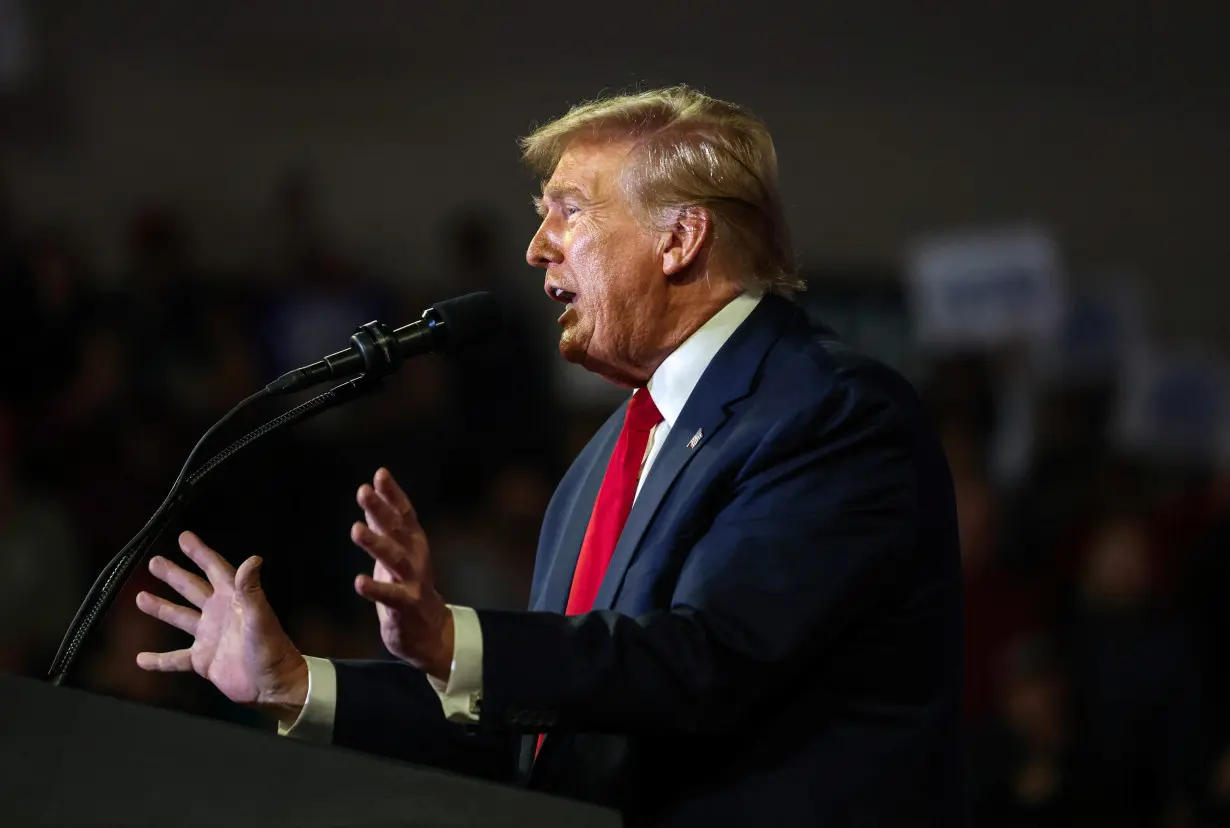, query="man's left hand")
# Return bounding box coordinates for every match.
[351,467,454,681]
